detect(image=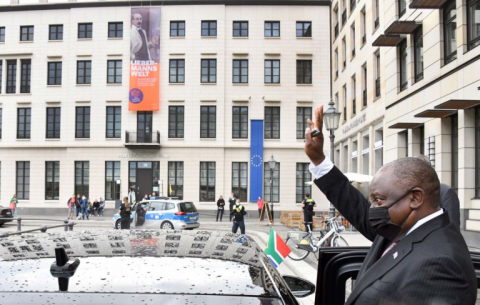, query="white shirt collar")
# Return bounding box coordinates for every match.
[406,208,444,236]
